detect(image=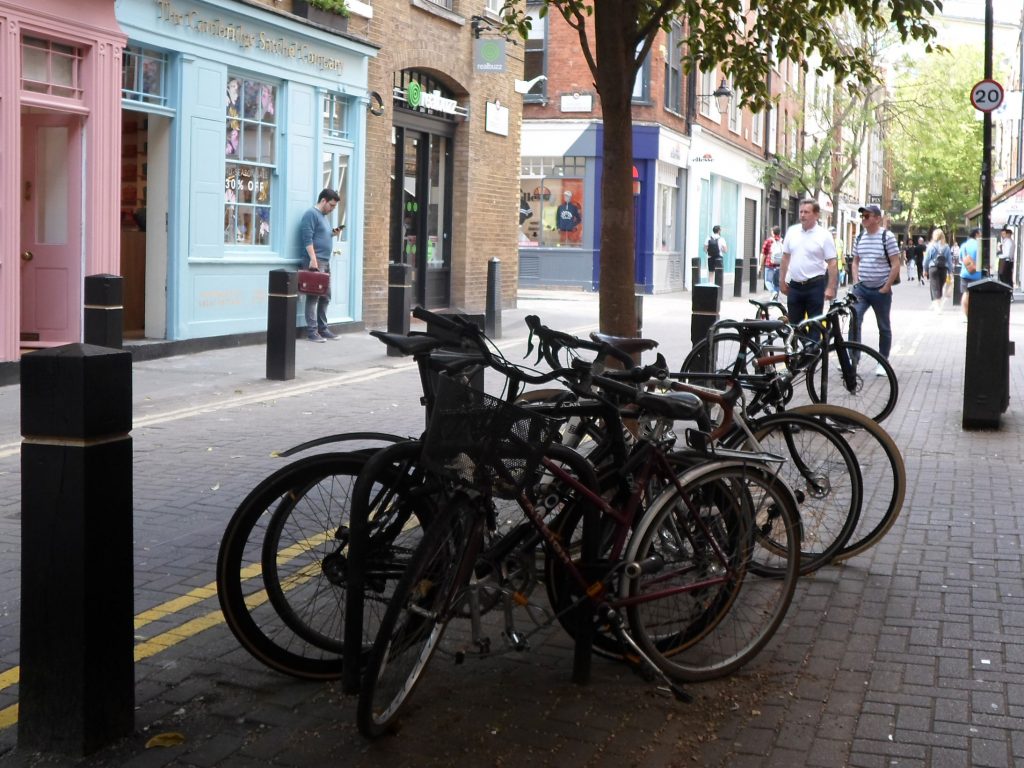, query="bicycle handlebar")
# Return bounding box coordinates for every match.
[524,315,636,369]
